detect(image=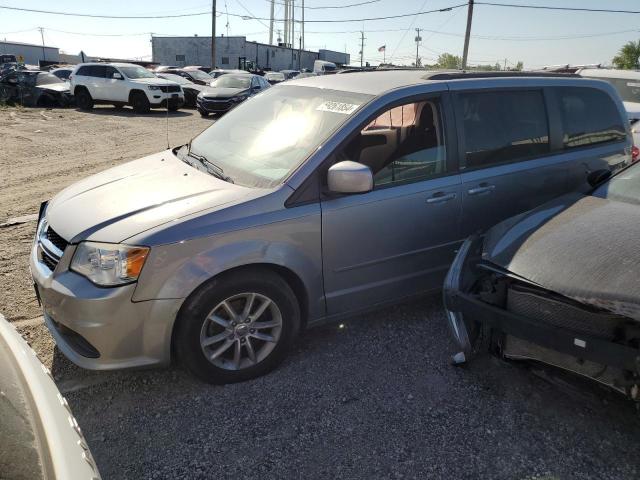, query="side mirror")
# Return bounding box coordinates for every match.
[587,169,612,187]
[327,161,373,194]
[112,72,123,80]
